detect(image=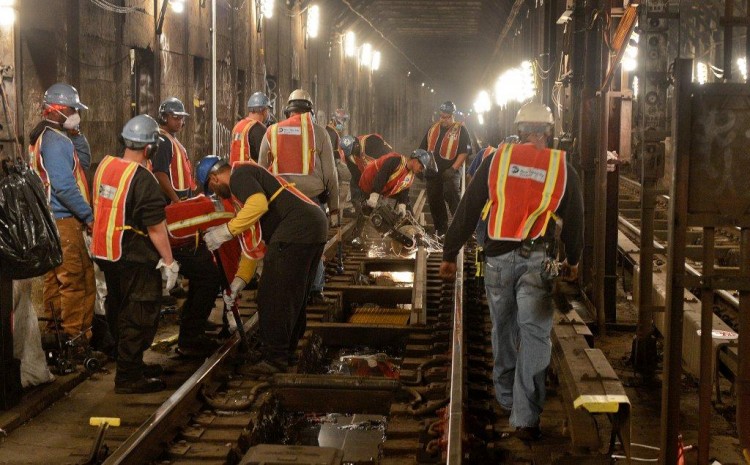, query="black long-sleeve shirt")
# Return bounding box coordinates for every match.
[442,150,584,265]
[369,156,410,204]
